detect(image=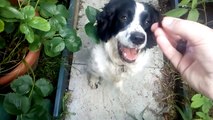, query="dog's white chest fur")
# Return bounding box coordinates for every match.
[87,42,151,88]
[87,0,159,89]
